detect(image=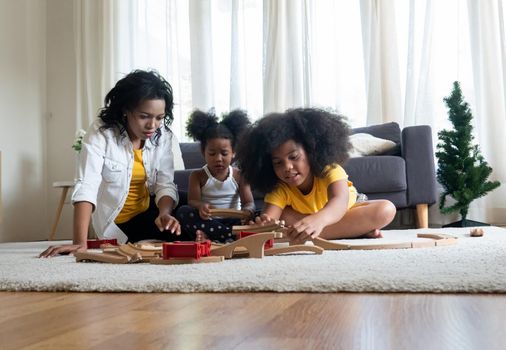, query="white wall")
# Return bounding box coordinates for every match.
[0,0,77,242]
[0,1,48,242]
[45,0,77,240]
